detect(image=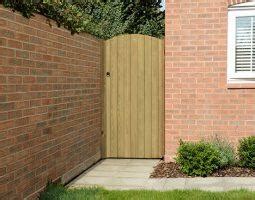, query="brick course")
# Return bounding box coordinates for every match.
[0,6,102,199]
[165,0,255,160]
